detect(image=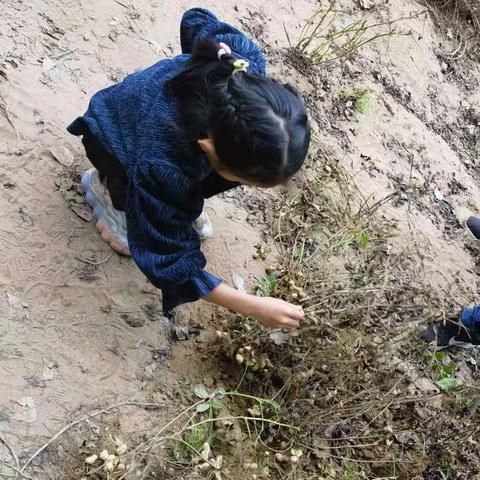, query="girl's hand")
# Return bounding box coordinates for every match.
[205,284,304,329]
[248,296,304,329]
